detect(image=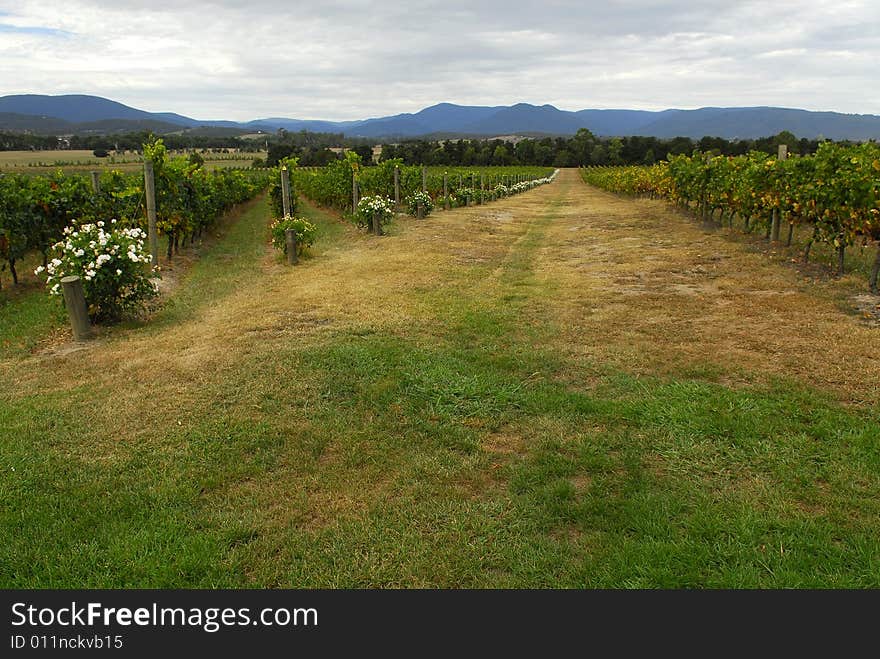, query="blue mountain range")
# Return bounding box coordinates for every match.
[2,94,879,140]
